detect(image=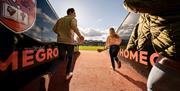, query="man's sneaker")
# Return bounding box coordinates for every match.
[66,72,73,80]
[110,66,115,71]
[118,61,121,68]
